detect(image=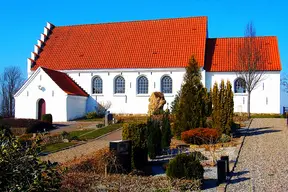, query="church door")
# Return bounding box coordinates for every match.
[38,99,46,120]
